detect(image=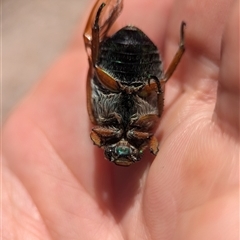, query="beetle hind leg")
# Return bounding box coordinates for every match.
[83,0,123,64]
[162,21,186,83]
